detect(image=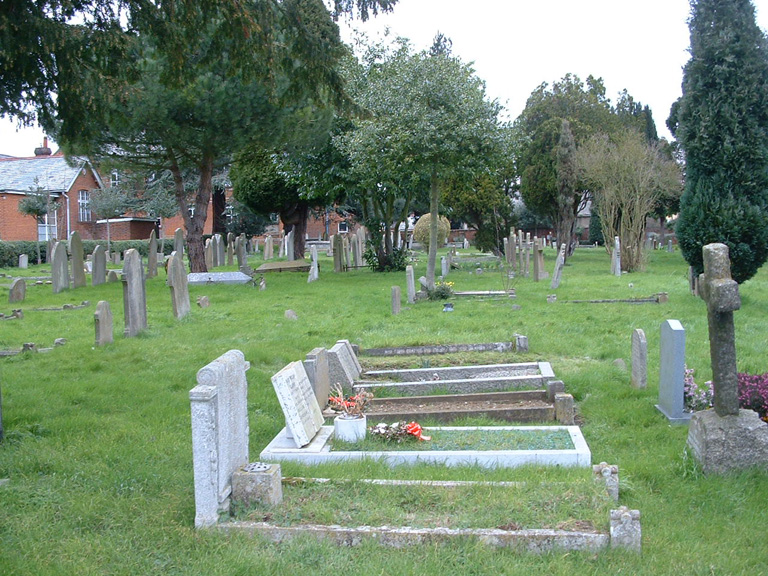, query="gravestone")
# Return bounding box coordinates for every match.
[441,256,449,278]
[342,236,351,269]
[264,235,274,260]
[235,235,247,272]
[167,250,191,319]
[8,278,26,303]
[187,271,251,285]
[174,228,185,255]
[92,245,107,286]
[612,236,621,277]
[350,234,359,268]
[518,229,525,272]
[51,241,69,294]
[391,286,401,315]
[327,340,361,389]
[333,234,344,272]
[204,239,213,270]
[304,347,331,409]
[107,270,119,283]
[667,239,673,253]
[122,249,148,337]
[406,265,416,304]
[307,245,319,283]
[147,230,158,278]
[503,237,510,264]
[18,254,28,269]
[687,243,768,473]
[215,234,225,268]
[112,252,121,265]
[655,319,689,423]
[270,361,325,448]
[285,230,294,261]
[226,233,235,266]
[631,329,647,389]
[69,231,86,289]
[524,232,531,277]
[190,350,250,527]
[94,300,113,346]
[550,243,566,289]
